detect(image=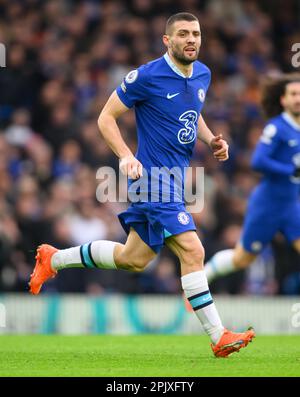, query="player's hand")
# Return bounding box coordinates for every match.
[119,155,143,179]
[209,134,229,161]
